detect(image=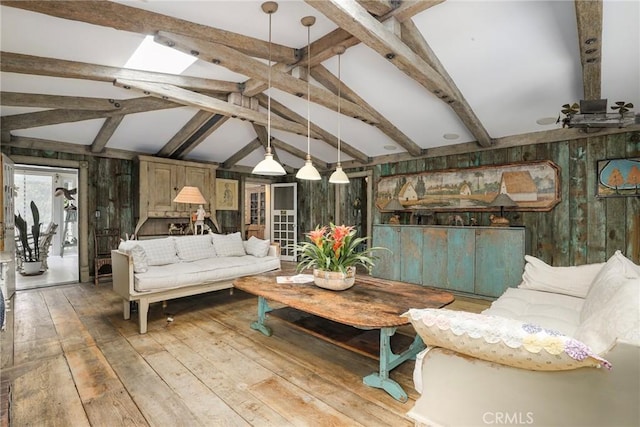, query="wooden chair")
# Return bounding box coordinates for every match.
[94,228,120,285]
